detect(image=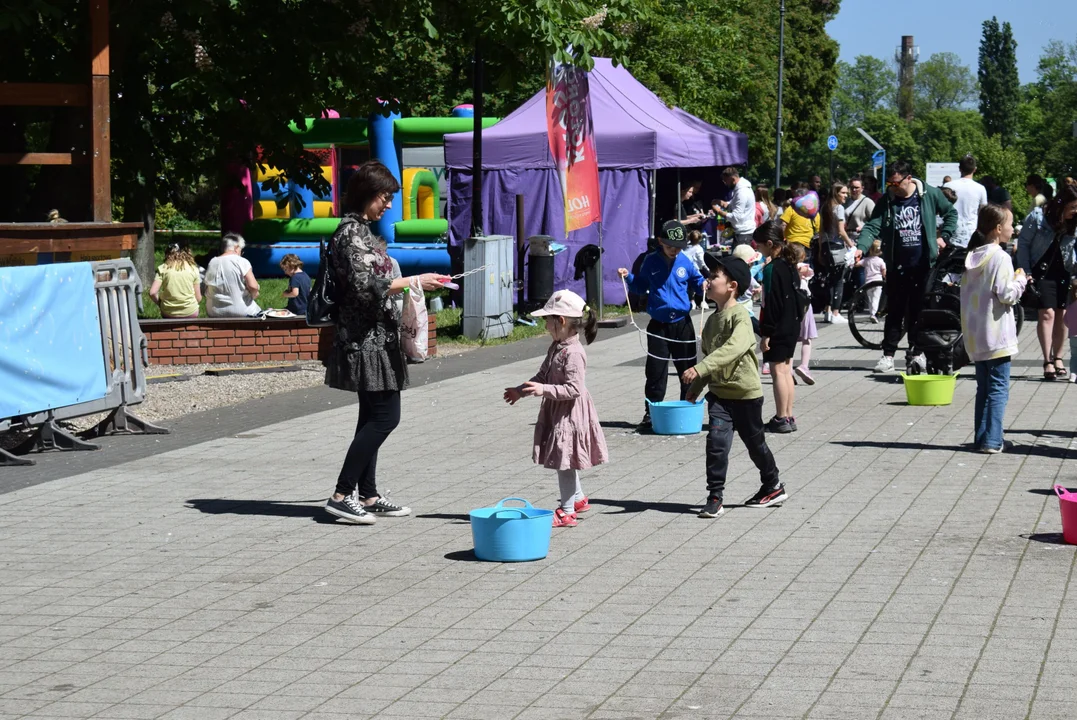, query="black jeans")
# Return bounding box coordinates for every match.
[882,271,926,358]
[645,316,697,407]
[334,390,401,498]
[827,265,848,311]
[705,394,780,501]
